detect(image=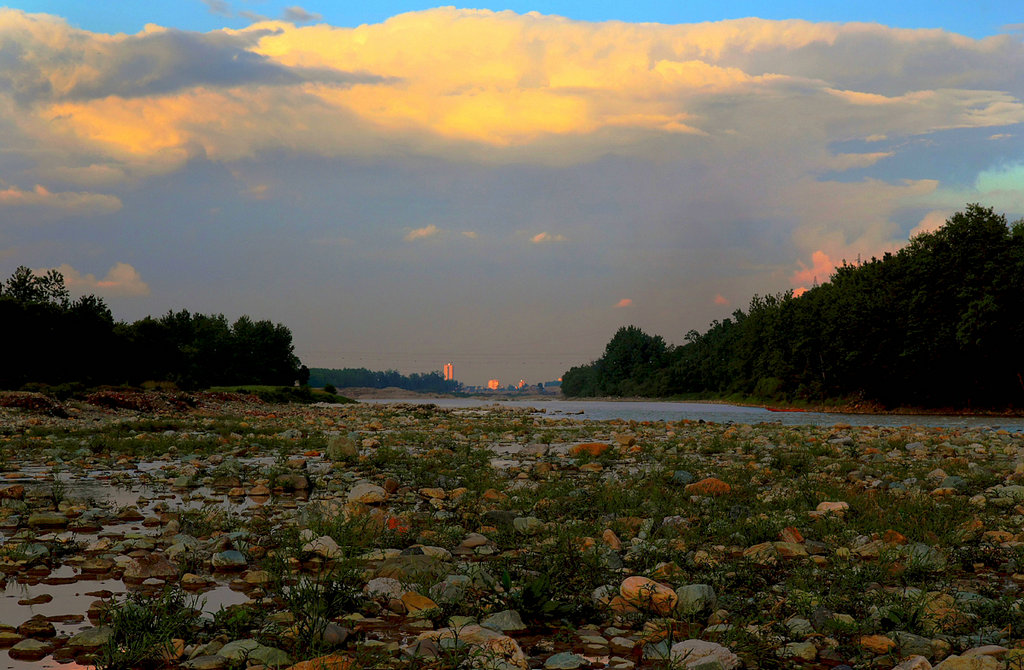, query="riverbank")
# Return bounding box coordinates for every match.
[0,393,1022,669]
